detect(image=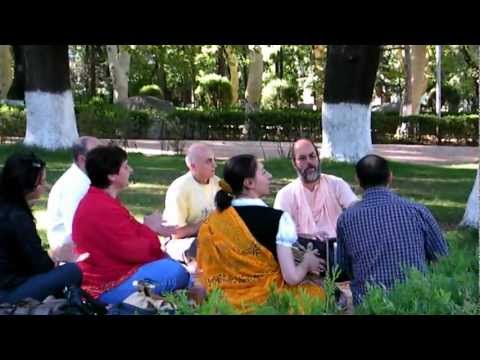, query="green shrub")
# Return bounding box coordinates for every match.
[195,73,233,110]
[262,79,300,110]
[0,105,26,139]
[138,84,163,98]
